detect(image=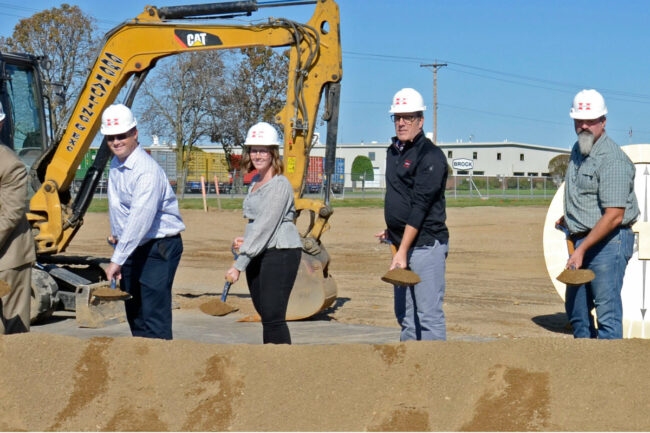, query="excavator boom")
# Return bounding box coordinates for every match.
[19,0,341,323]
